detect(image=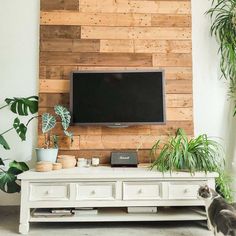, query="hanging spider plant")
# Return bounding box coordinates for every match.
[207,0,236,115]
